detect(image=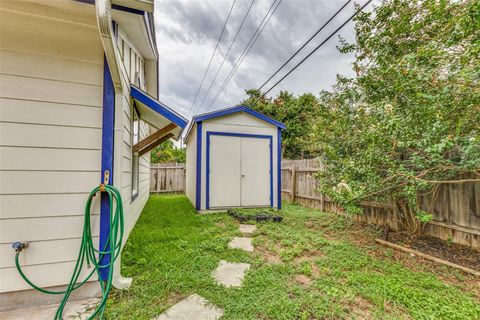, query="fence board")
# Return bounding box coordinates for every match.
[150,163,185,194]
[281,159,480,250]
